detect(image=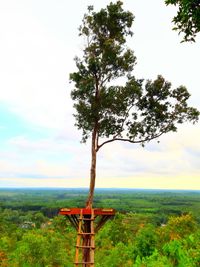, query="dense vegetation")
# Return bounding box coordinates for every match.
[0,189,200,266]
